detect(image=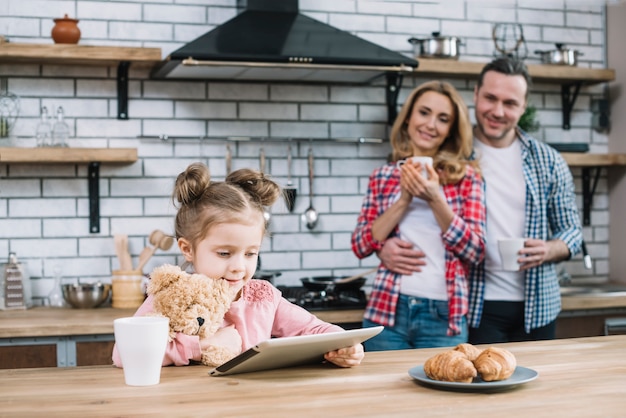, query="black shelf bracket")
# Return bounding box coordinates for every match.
[581,166,601,226]
[386,73,404,126]
[117,61,130,120]
[88,162,101,233]
[561,82,582,130]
